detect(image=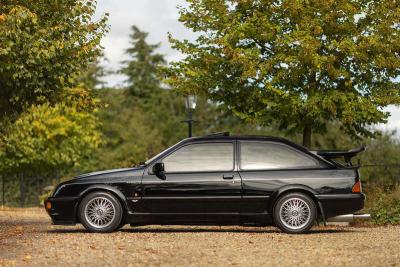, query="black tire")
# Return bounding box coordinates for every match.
[79,191,123,233]
[273,192,316,234]
[116,220,126,231]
